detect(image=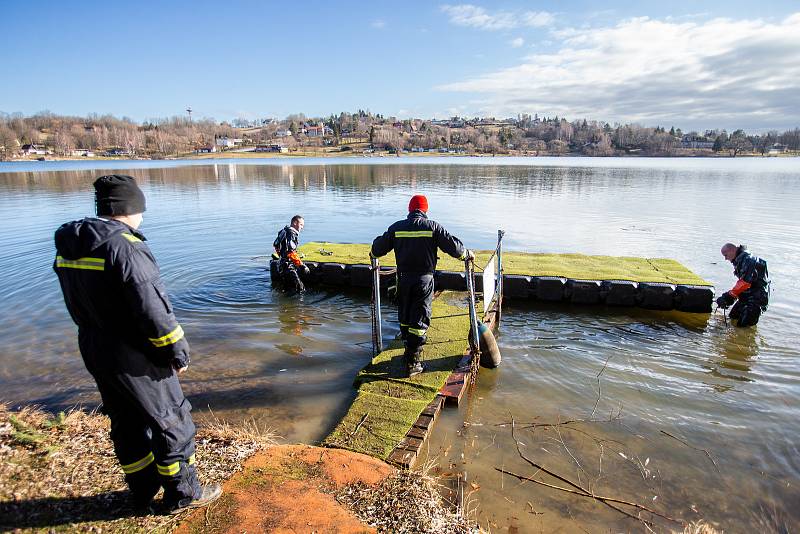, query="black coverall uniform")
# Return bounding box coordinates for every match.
[273,225,305,292]
[371,210,467,359]
[53,217,200,506]
[727,248,769,327]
